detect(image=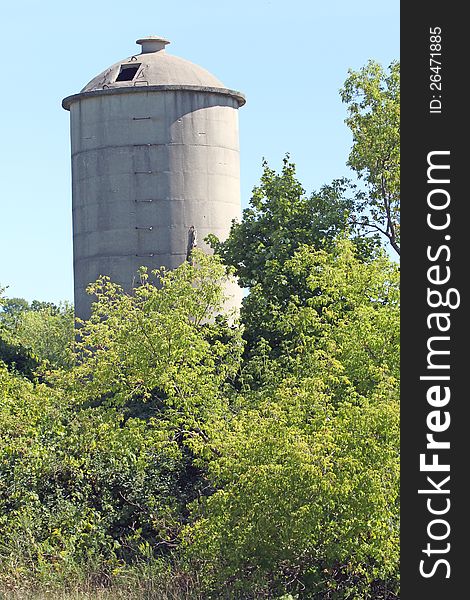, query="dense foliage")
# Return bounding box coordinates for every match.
[0,244,399,598]
[0,61,399,599]
[0,297,74,375]
[208,159,379,356]
[184,241,399,598]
